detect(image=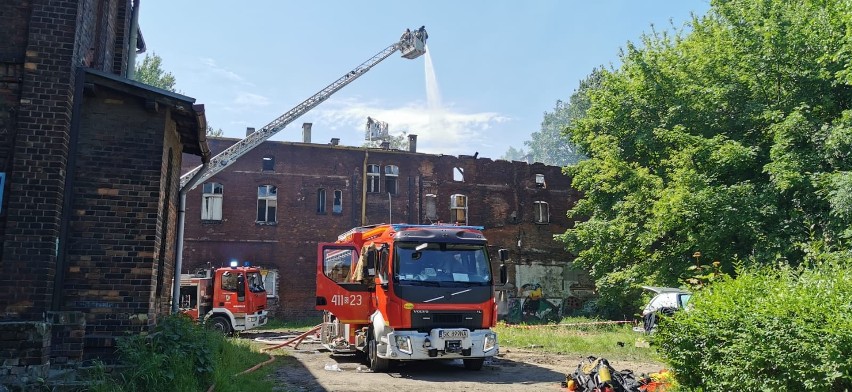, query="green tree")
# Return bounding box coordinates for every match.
[522,70,601,166]
[134,52,176,92]
[500,146,527,161]
[559,0,852,317]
